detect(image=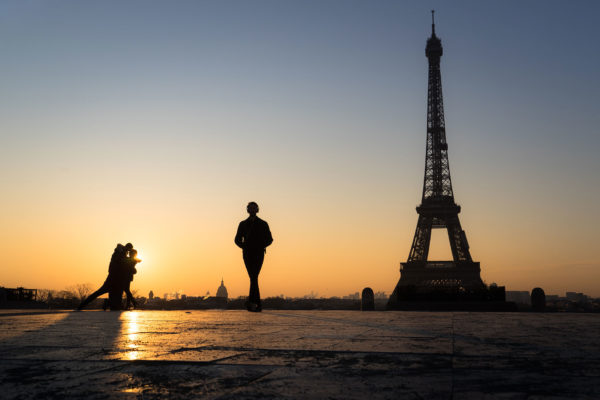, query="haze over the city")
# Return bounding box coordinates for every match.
[1,0,599,298]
